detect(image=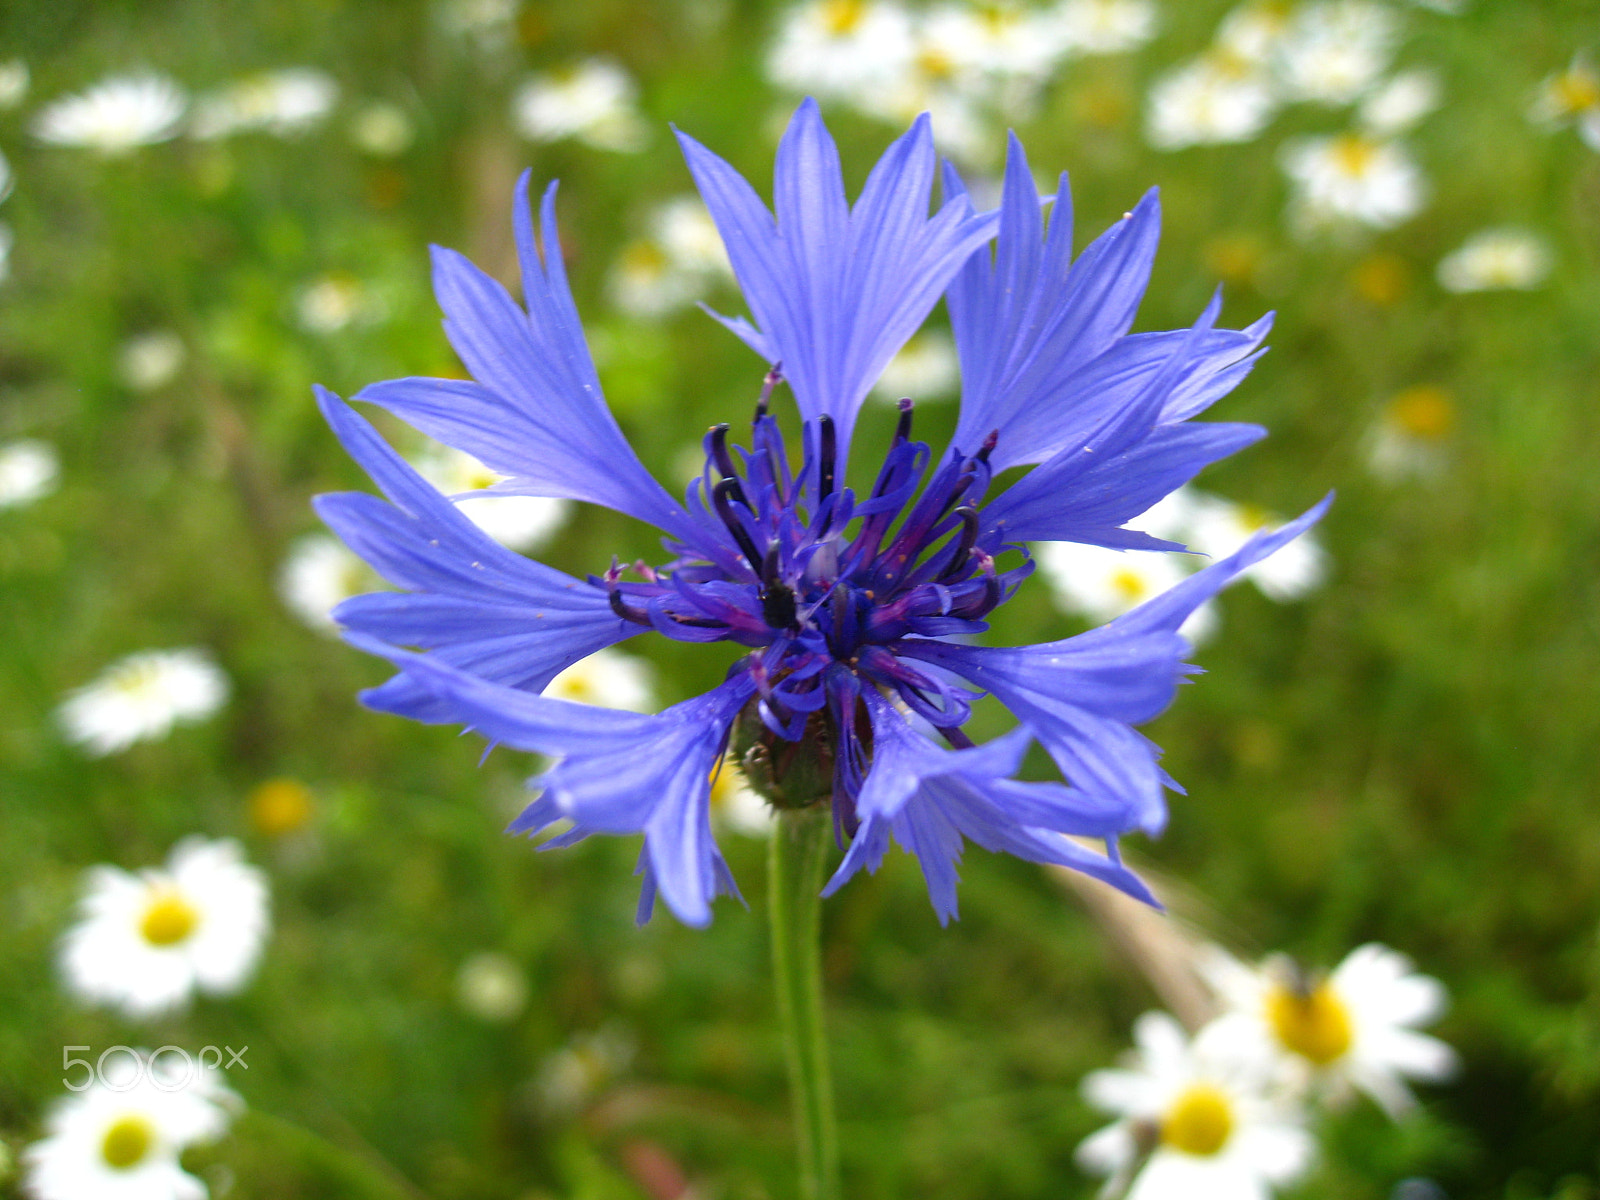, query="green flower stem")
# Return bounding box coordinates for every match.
[769,804,841,1200]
